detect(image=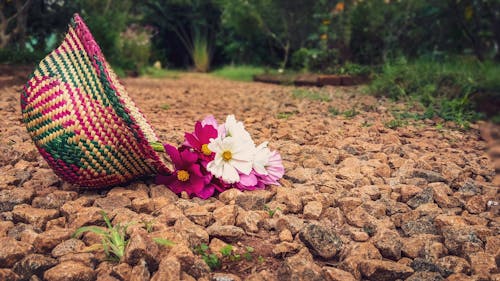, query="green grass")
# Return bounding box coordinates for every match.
[140,66,180,79]
[291,88,331,102]
[211,65,266,82]
[368,57,499,127]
